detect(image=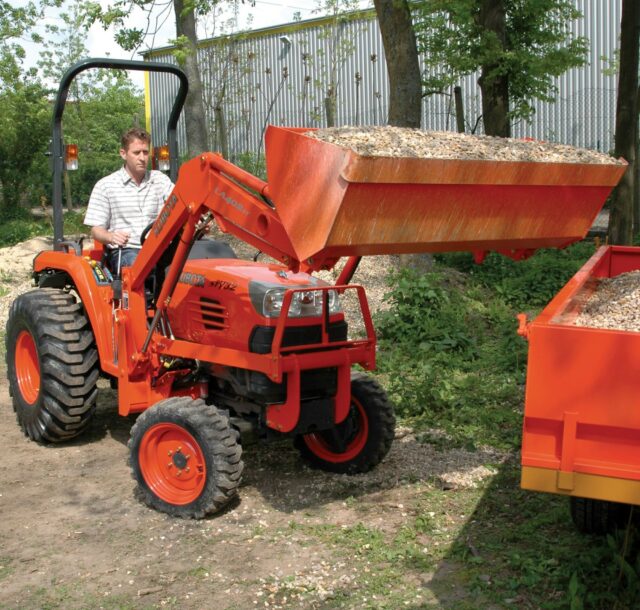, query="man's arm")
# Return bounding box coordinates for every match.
[85,176,130,247]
